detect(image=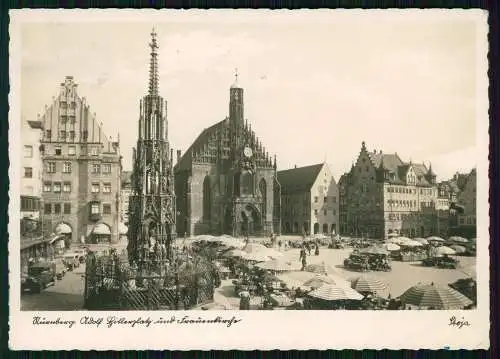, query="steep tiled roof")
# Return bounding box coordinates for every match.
[175,119,226,172]
[278,163,324,193]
